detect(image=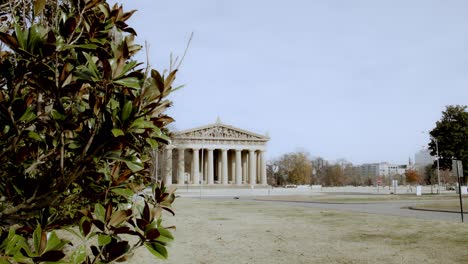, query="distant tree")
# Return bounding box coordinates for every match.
[423,164,438,185]
[405,169,422,185]
[429,105,468,185]
[275,151,312,185]
[266,162,279,186]
[323,164,346,186]
[440,169,457,185]
[311,157,327,184]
